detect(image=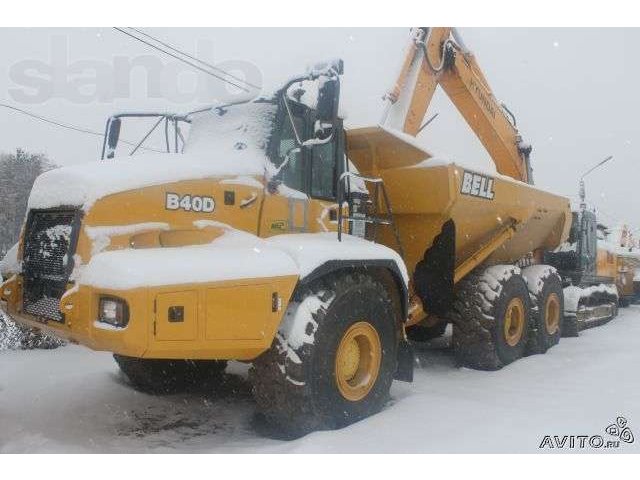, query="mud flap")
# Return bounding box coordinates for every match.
[394,338,414,382]
[413,220,455,317]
